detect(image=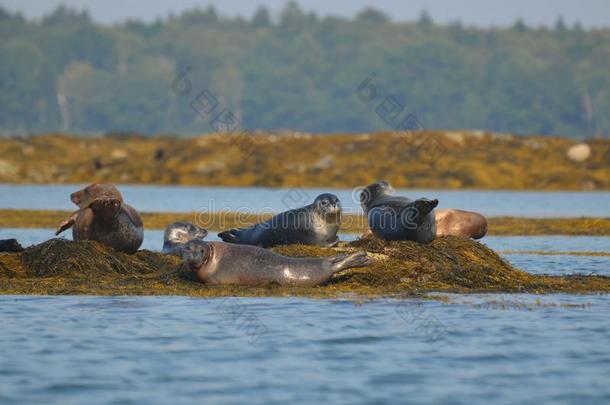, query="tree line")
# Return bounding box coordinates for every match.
[1,3,609,137]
